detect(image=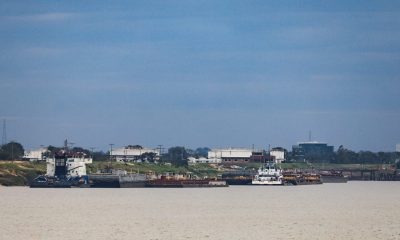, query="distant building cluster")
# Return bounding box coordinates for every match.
[22,140,342,165]
[396,144,400,153]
